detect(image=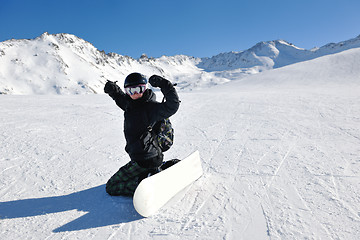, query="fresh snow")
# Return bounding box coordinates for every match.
[1,36,360,239]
